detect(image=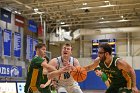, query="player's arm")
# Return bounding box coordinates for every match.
[44,79,51,87]
[105,81,110,88]
[48,58,71,79]
[73,58,80,67]
[122,70,131,89]
[83,57,100,72]
[40,79,51,88]
[101,72,110,88]
[41,59,57,73]
[117,59,138,93]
